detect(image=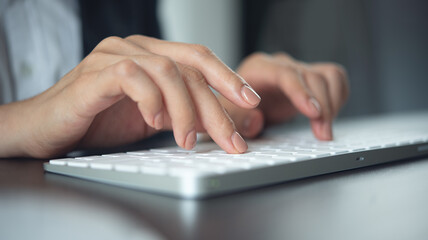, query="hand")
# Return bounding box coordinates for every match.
[0,35,261,158]
[219,52,349,140]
